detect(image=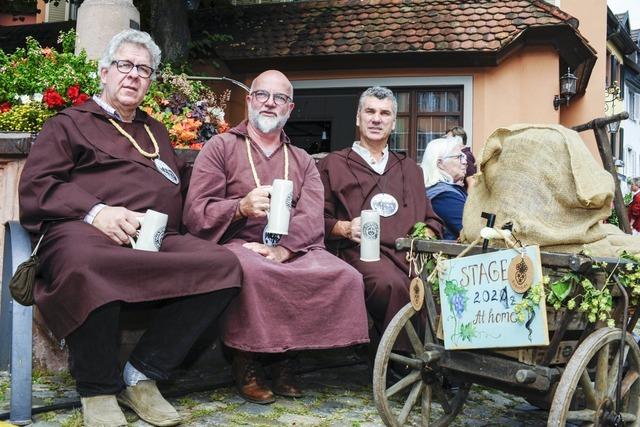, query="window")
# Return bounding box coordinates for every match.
[620,128,625,163]
[390,87,463,163]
